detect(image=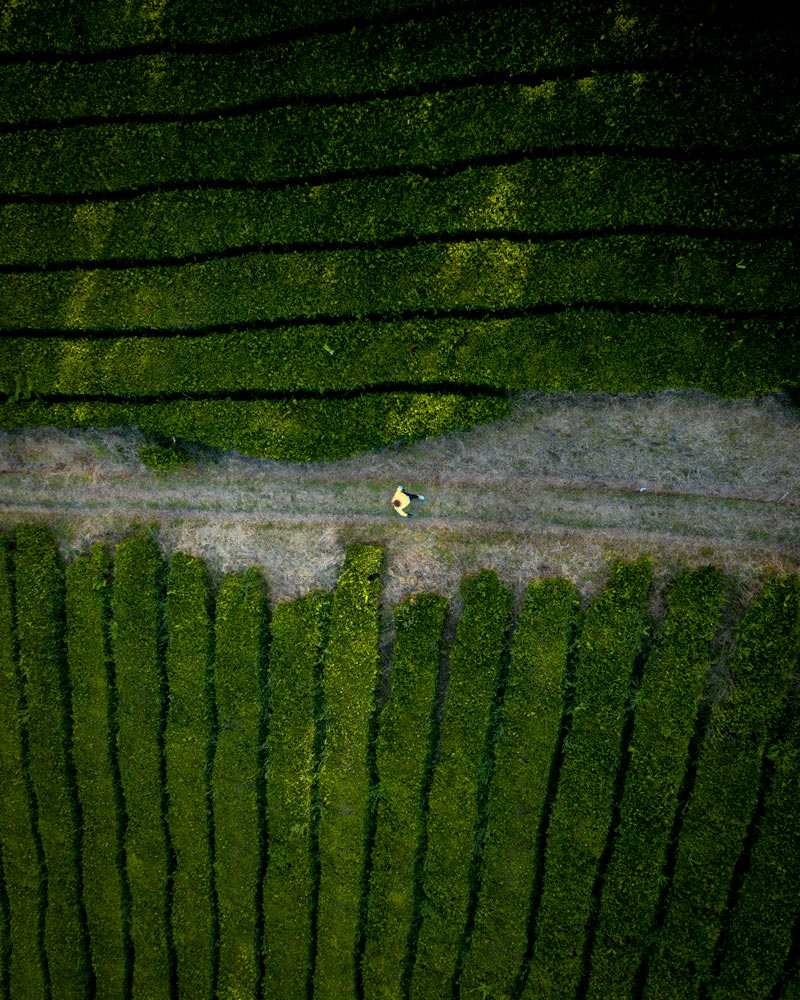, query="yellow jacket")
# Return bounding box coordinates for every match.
[391,487,410,516]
